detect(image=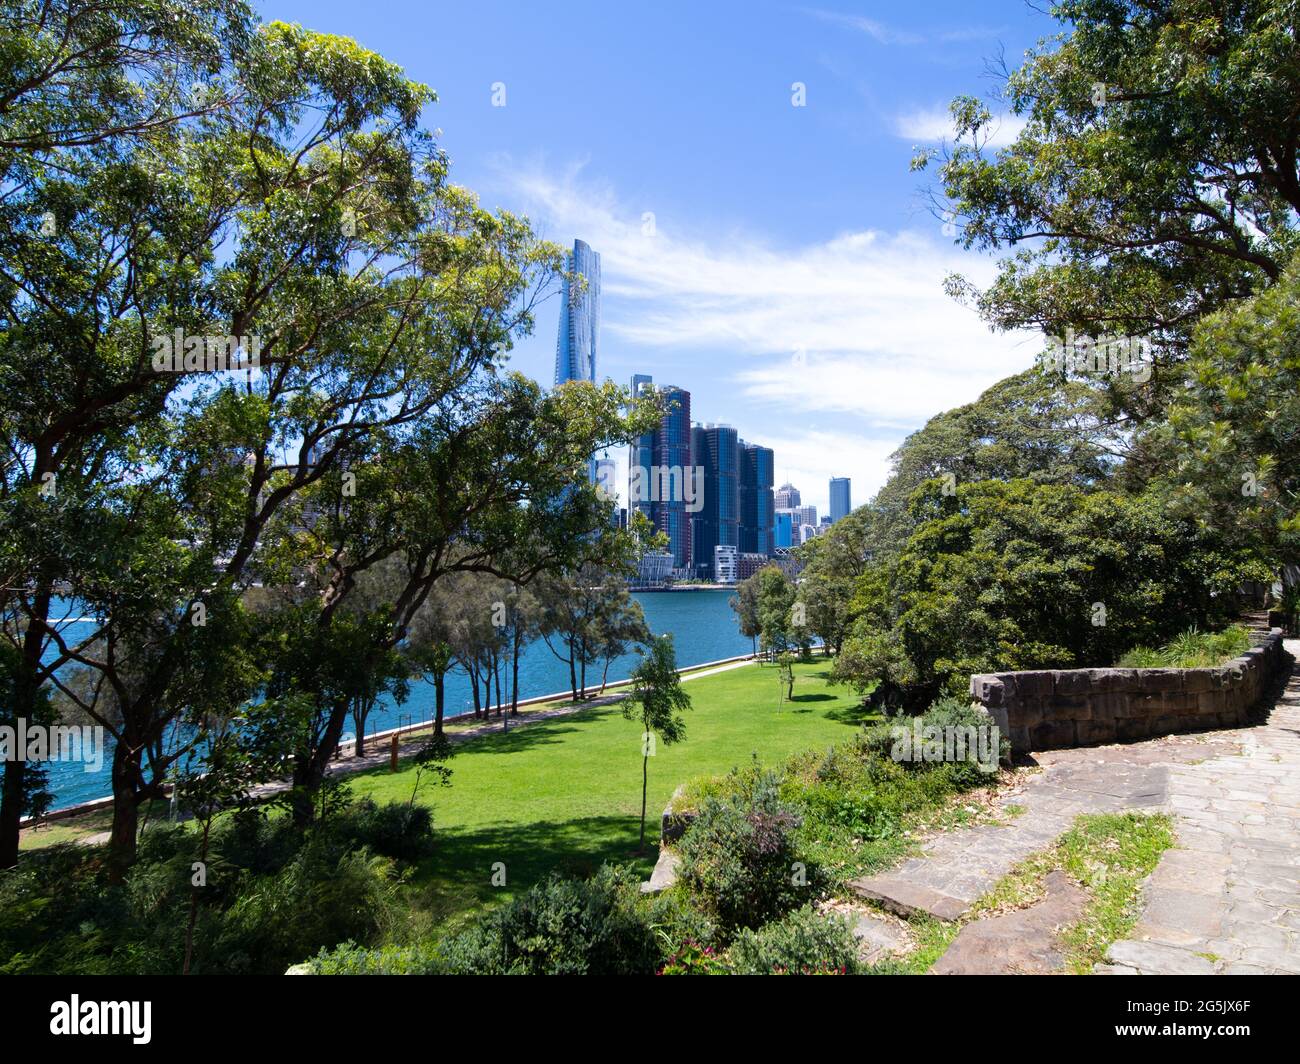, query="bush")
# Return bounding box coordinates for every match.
[308,940,441,974]
[859,695,1006,785]
[677,770,818,935]
[659,939,727,975]
[1119,625,1253,668]
[334,799,436,862]
[726,906,860,975]
[438,864,658,975]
